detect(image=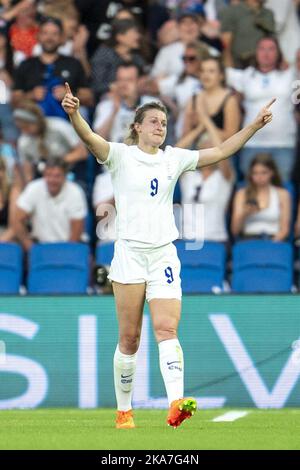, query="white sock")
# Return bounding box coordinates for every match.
[114,344,137,412]
[158,338,184,406]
